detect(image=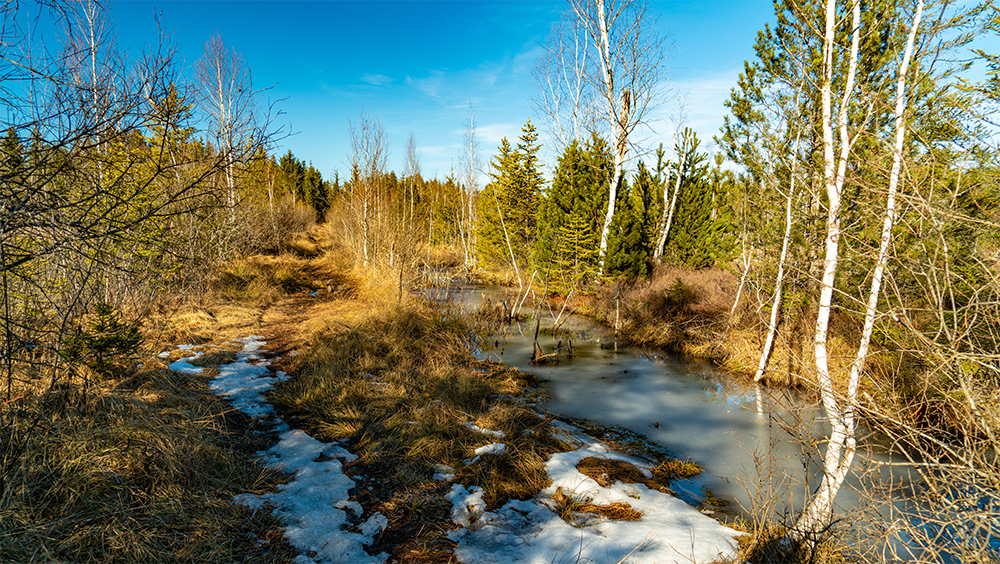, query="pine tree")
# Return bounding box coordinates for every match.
[475,120,545,274]
[533,133,612,289]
